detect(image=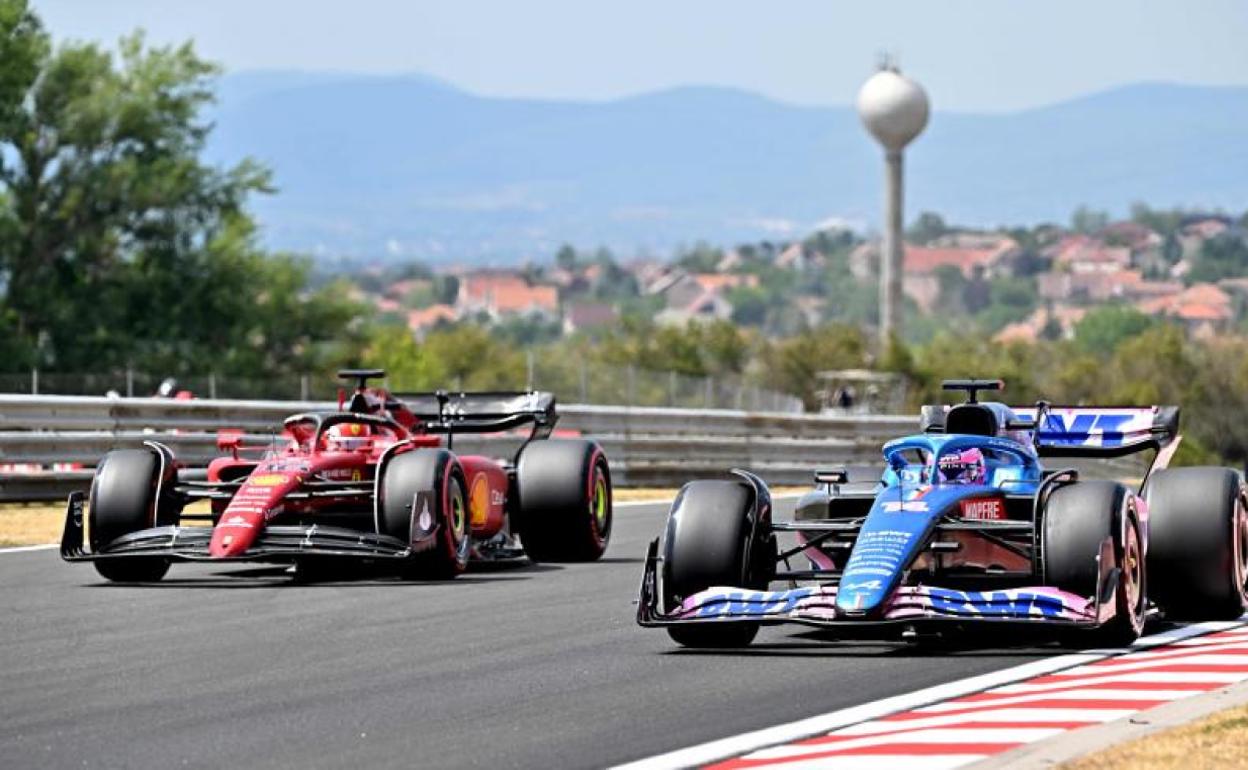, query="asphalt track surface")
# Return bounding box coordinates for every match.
[1,499,1068,769]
